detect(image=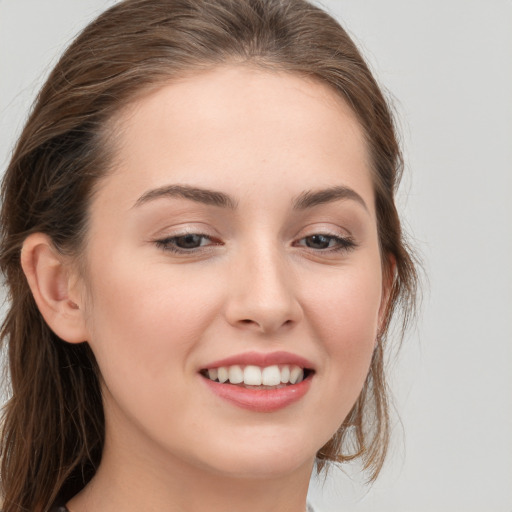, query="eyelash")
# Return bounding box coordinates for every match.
[154,232,357,255]
[293,233,357,252]
[154,233,218,254]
